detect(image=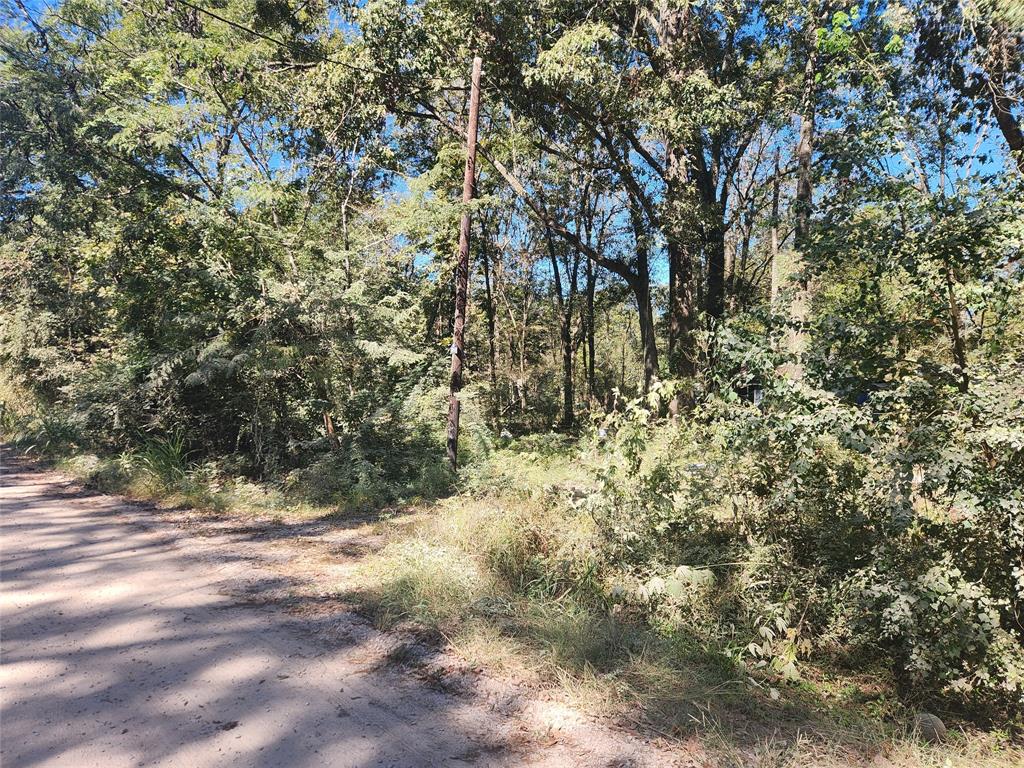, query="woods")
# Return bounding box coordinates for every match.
[2,0,1024,755]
